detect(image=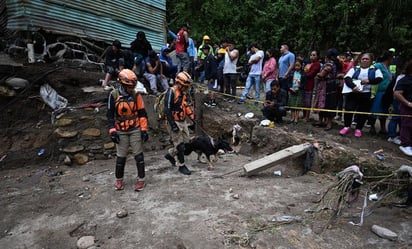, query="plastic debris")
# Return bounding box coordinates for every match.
[374,149,384,154]
[40,84,68,110]
[38,148,45,156]
[271,215,295,223]
[368,193,378,201]
[376,153,384,161]
[399,165,412,177]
